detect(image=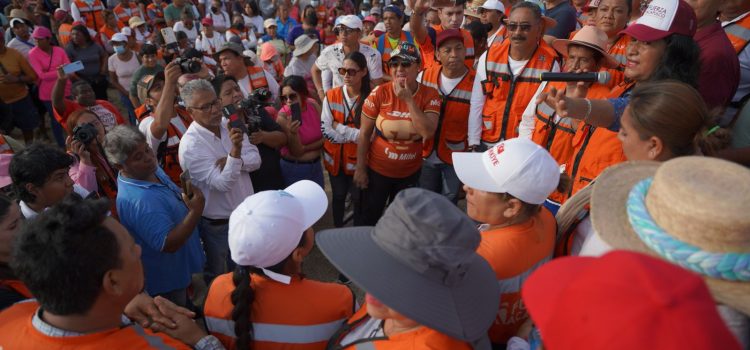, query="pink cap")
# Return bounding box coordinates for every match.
[53,9,68,21]
[32,26,52,39]
[621,0,696,42]
[260,42,278,62]
[363,15,377,24]
[0,154,12,189]
[201,17,213,26]
[71,20,84,27]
